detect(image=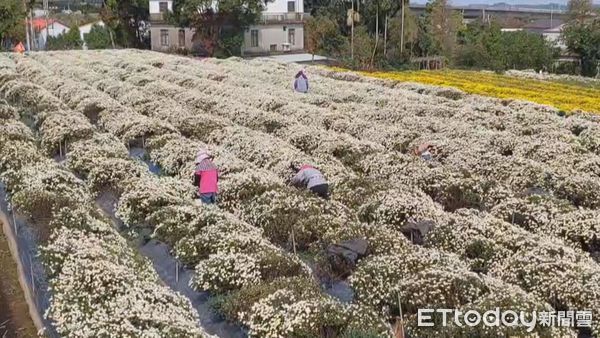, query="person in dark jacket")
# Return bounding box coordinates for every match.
[290,162,329,199]
[193,150,219,204]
